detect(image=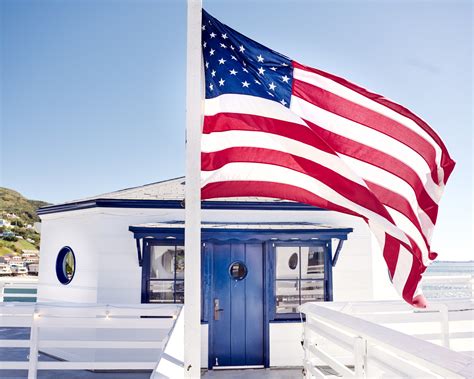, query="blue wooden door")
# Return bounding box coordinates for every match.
[210,242,264,368]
